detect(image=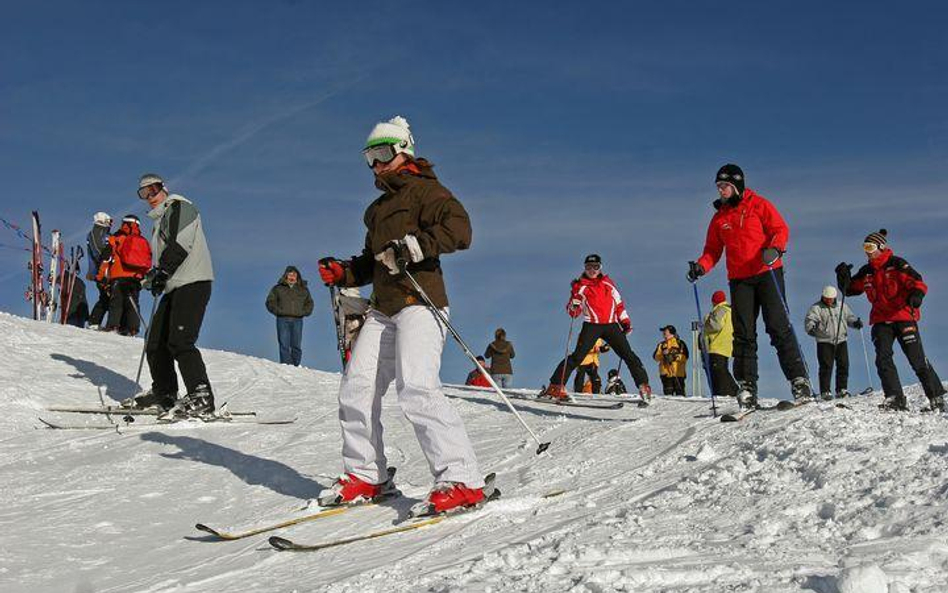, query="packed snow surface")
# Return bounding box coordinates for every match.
[2,311,948,592]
